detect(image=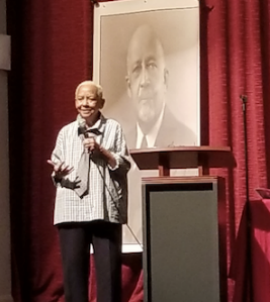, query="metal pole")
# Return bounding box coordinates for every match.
[240,94,253,302]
